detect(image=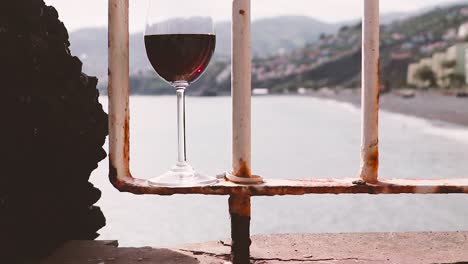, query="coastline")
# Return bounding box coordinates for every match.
[308,89,468,127]
[109,90,468,127]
